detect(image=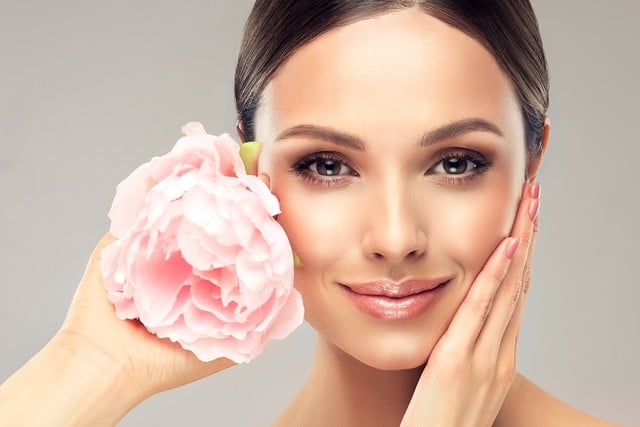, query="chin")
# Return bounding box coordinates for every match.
[340,330,438,371]
[359,352,428,371]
